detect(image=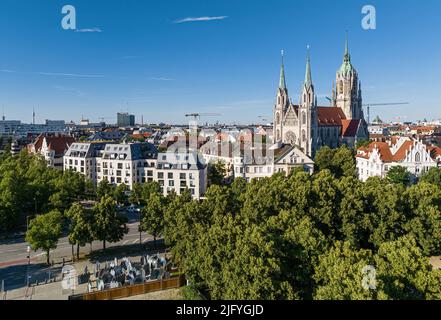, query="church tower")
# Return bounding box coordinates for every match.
[334,34,363,120]
[273,50,289,142]
[298,46,317,156]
